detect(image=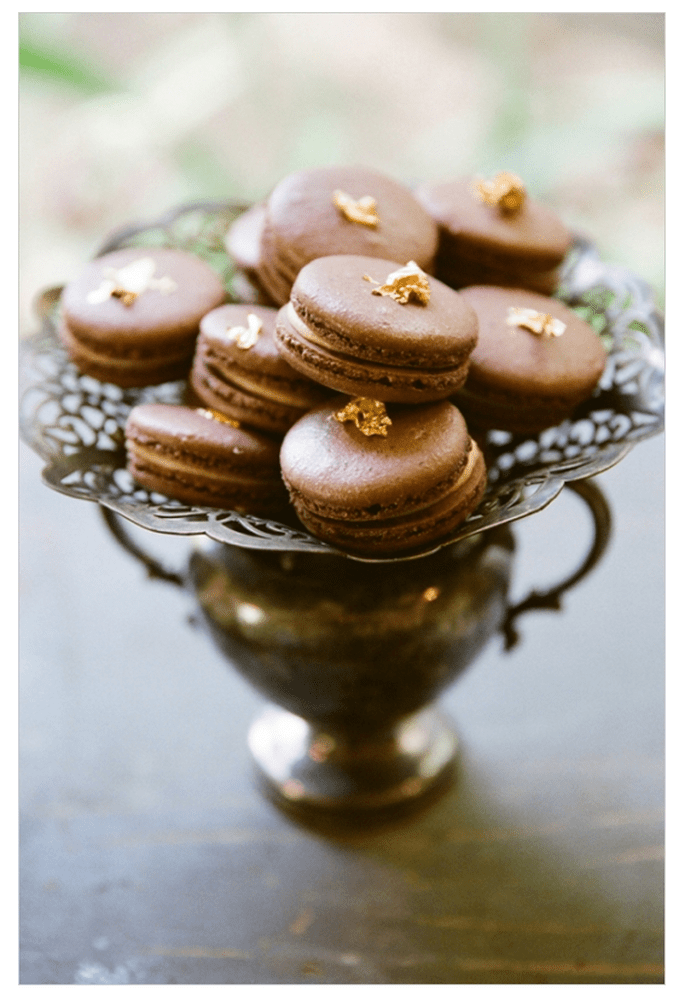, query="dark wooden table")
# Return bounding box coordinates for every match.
[19,428,664,985]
